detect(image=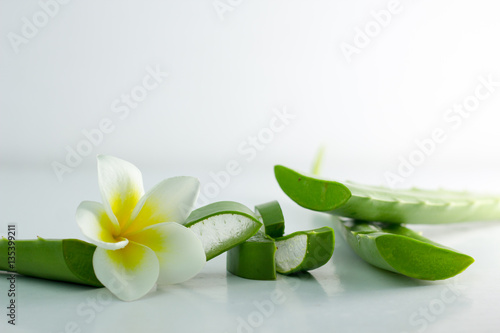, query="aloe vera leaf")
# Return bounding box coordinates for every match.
[255,201,285,238]
[184,201,263,261]
[336,219,474,280]
[0,238,102,287]
[275,227,334,275]
[275,165,500,224]
[226,231,277,280]
[274,165,351,212]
